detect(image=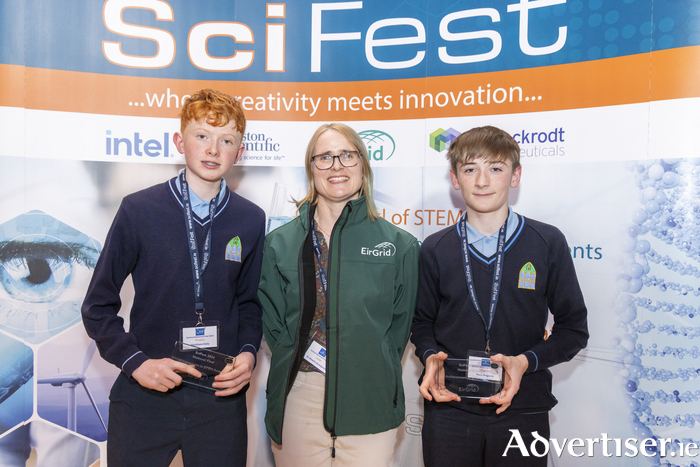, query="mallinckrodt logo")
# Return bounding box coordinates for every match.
[358,130,396,161]
[361,242,396,257]
[429,128,460,152]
